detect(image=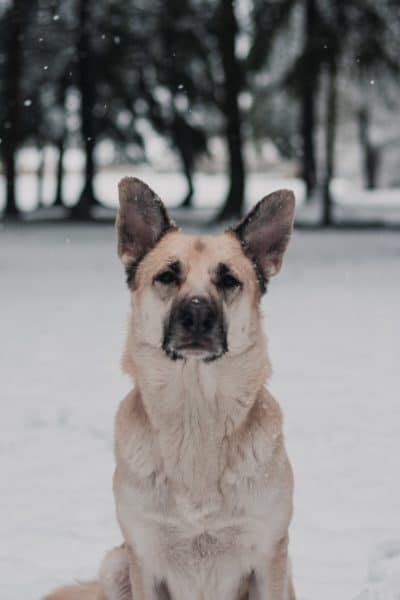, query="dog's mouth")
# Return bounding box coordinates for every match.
[177,340,209,353]
[164,338,226,362]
